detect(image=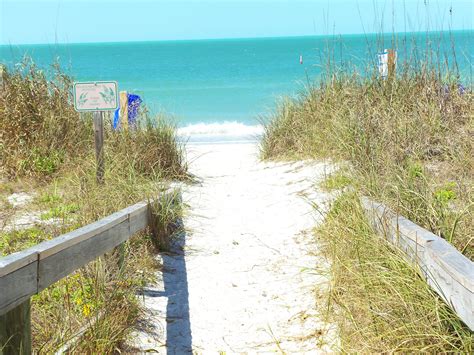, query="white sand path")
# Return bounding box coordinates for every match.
[132,142,337,353]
